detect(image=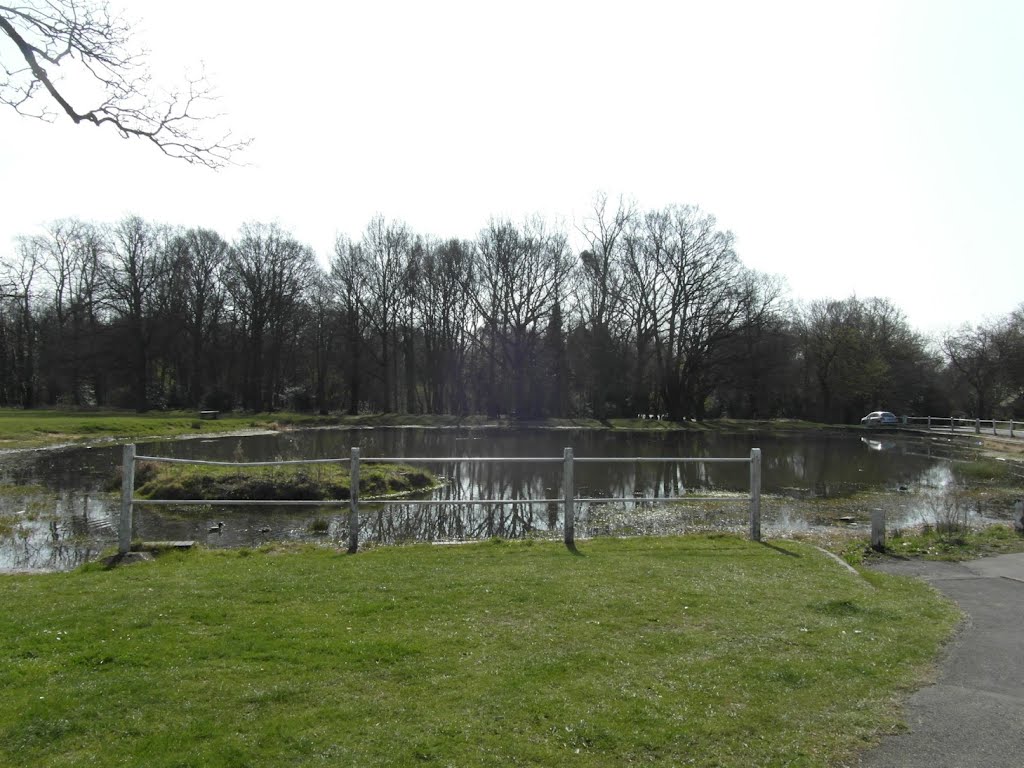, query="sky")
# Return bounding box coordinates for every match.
[1,0,1022,339]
